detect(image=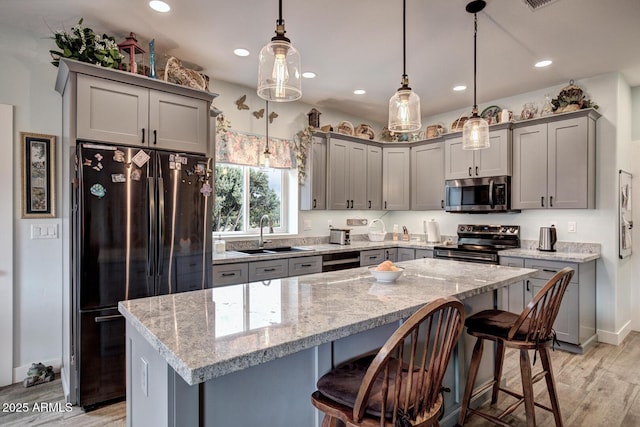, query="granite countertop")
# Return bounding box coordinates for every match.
[118,258,537,386]
[499,241,601,263]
